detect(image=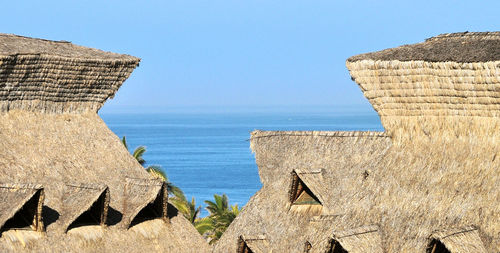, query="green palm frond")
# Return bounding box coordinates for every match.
[230,204,240,216]
[171,192,201,224]
[205,194,229,217]
[146,165,166,181]
[121,136,128,149]
[194,217,214,235]
[200,194,241,243]
[133,146,146,165]
[168,184,184,198]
